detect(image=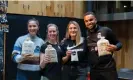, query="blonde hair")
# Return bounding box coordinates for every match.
[65,21,82,45]
[45,23,59,43]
